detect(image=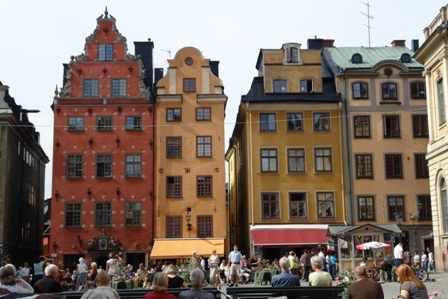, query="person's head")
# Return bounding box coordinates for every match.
[189,269,204,288]
[45,264,59,279]
[192,251,197,258]
[91,262,97,270]
[396,264,425,289]
[353,266,368,280]
[242,255,246,260]
[414,251,418,255]
[165,264,177,275]
[279,257,290,271]
[289,251,294,256]
[398,241,403,246]
[139,263,144,269]
[233,245,238,251]
[95,270,111,287]
[152,272,169,292]
[212,249,216,255]
[79,257,85,263]
[310,256,323,269]
[23,262,28,267]
[109,252,114,258]
[0,264,16,286]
